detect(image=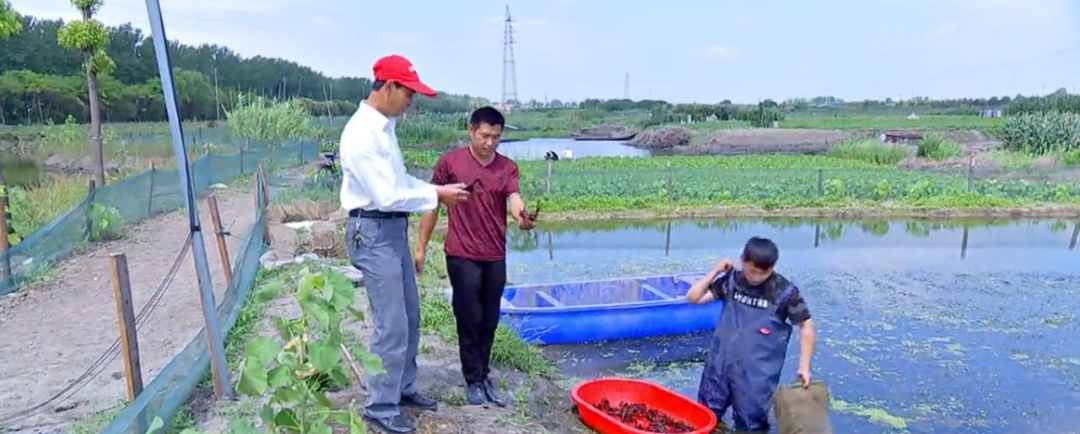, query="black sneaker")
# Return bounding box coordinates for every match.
[464,382,486,406]
[362,414,416,434]
[481,378,506,407]
[400,392,438,412]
